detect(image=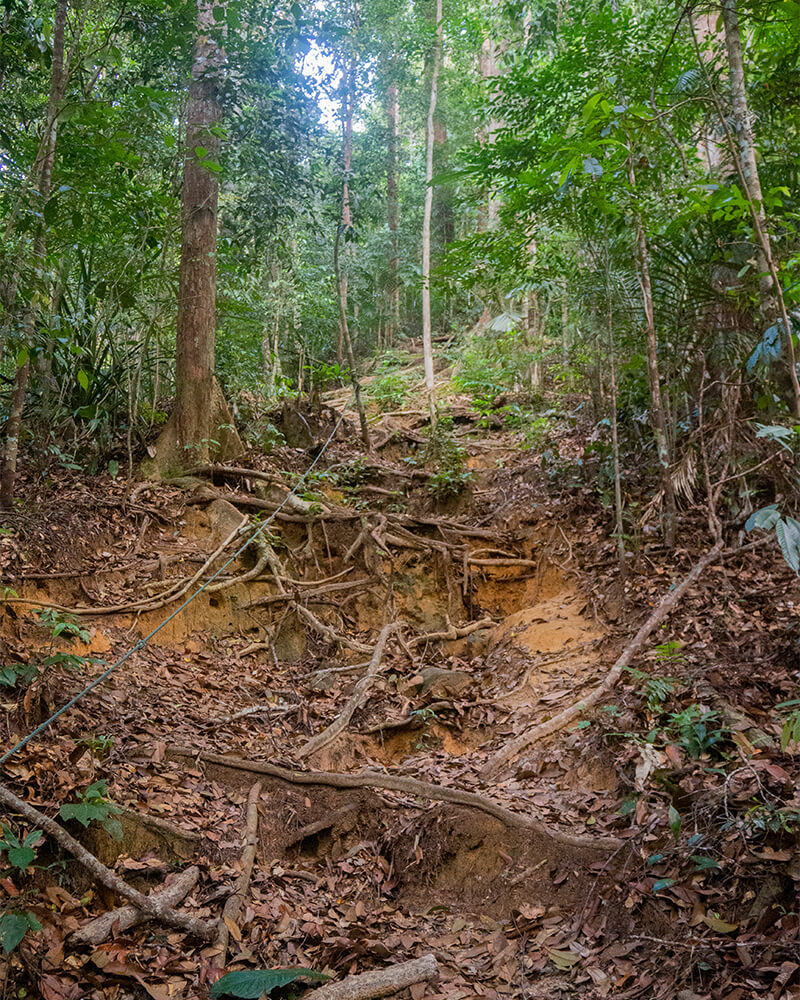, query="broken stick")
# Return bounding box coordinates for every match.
[214,782,262,968]
[0,782,215,940]
[72,866,200,946]
[297,622,402,759]
[479,540,726,778]
[303,953,438,1000]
